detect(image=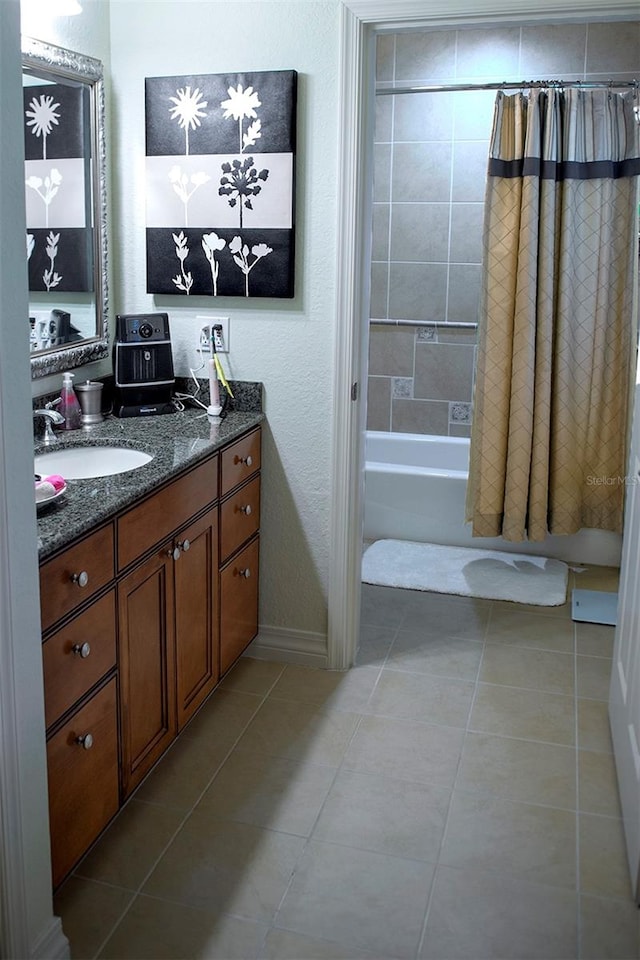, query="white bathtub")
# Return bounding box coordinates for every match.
[363,431,621,566]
